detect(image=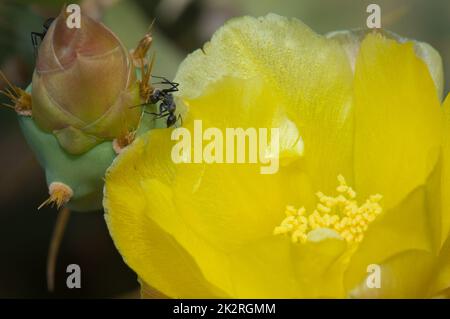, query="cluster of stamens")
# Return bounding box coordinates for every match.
[274,175,383,244]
